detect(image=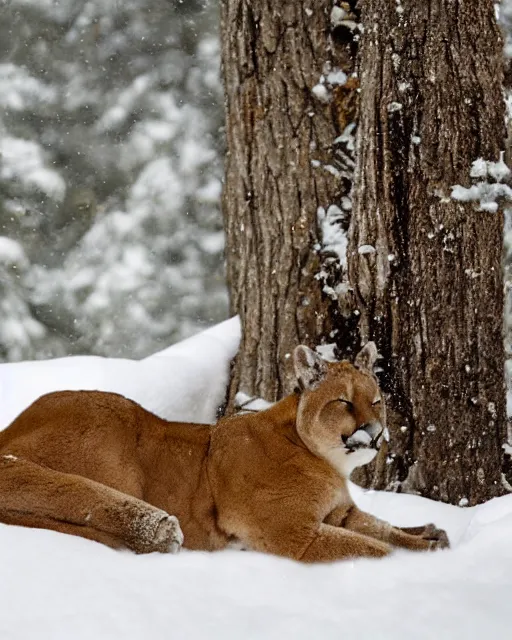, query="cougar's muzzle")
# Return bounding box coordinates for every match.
[343,421,385,452]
